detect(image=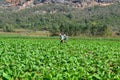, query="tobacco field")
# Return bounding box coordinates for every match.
[0,38,120,80]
